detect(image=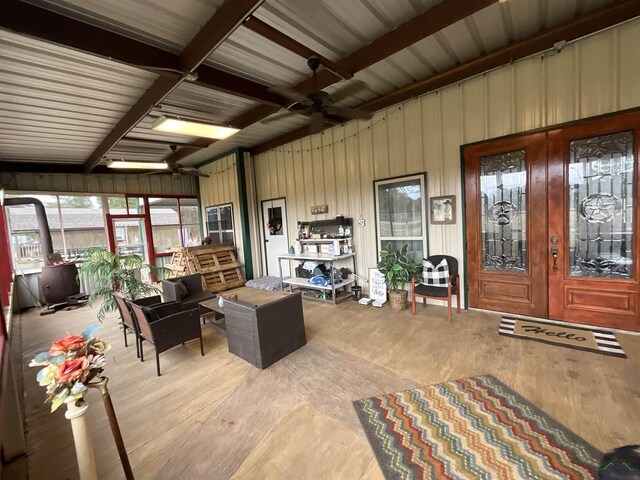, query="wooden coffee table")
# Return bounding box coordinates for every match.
[199,297,226,329]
